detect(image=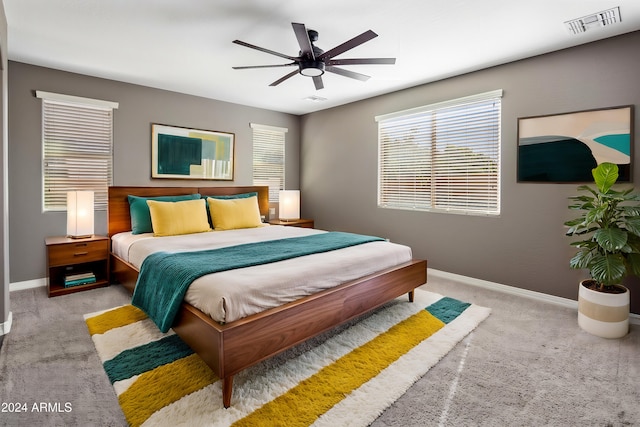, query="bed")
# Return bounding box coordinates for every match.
[108,185,427,407]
